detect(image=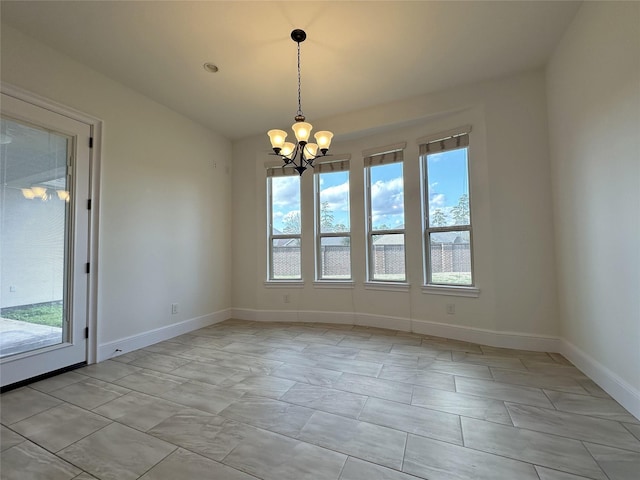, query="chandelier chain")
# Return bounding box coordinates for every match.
[297,41,303,117]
